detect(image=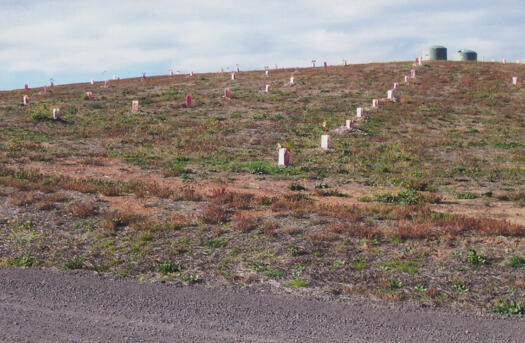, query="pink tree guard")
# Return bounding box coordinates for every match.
[265,84,270,92]
[90,79,95,85]
[231,73,236,80]
[236,66,240,72]
[224,88,230,98]
[324,61,327,68]
[265,70,269,76]
[404,75,410,83]
[186,94,192,107]
[43,86,48,93]
[190,71,194,77]
[372,99,379,108]
[86,91,93,99]
[346,119,354,129]
[142,73,146,80]
[24,84,29,90]
[23,95,29,105]
[394,82,399,89]
[411,70,416,78]
[104,80,109,88]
